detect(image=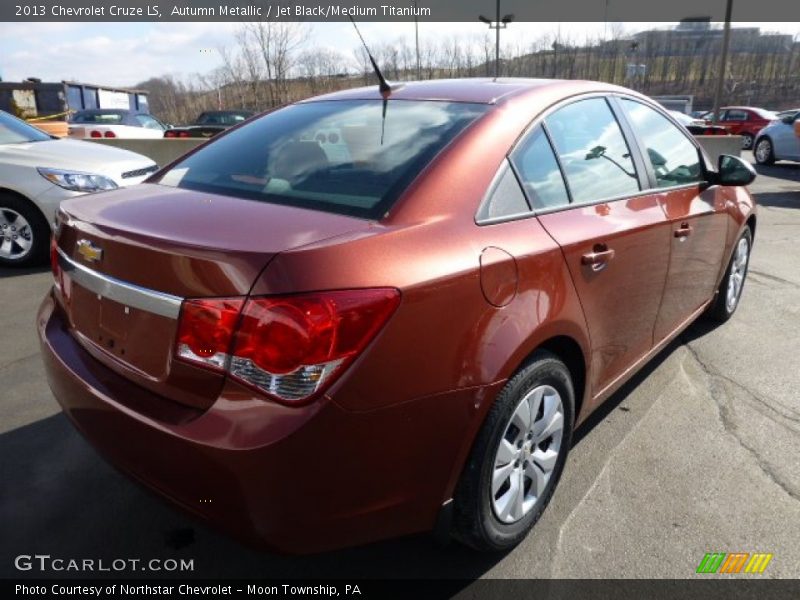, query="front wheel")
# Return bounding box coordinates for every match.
[741,132,754,150]
[0,193,50,268]
[754,137,775,165]
[453,351,574,551]
[706,227,752,322]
